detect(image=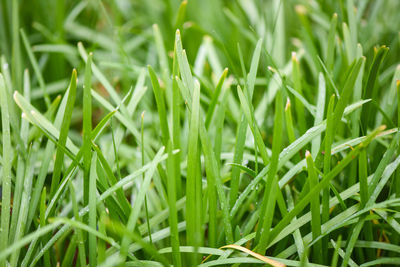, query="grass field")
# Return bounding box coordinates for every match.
[1,0,400,266]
